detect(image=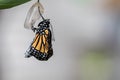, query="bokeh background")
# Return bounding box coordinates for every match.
[0,0,120,80]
